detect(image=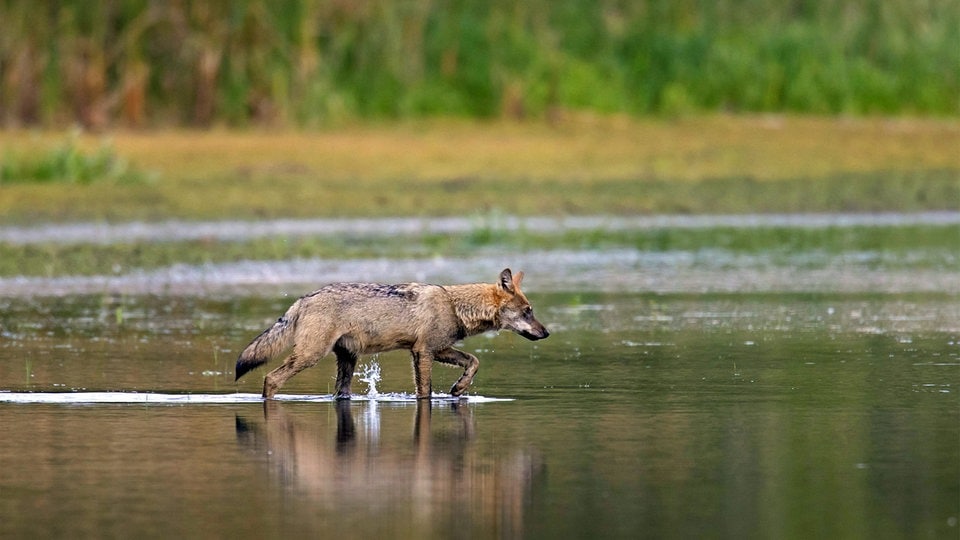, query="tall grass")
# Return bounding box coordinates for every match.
[1,0,957,128]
